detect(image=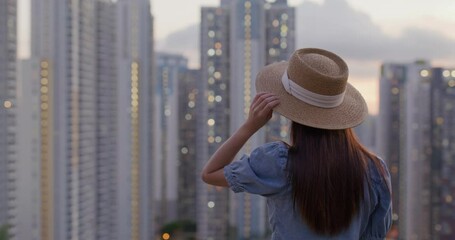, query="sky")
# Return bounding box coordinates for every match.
[17,0,455,115]
[152,0,455,115]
